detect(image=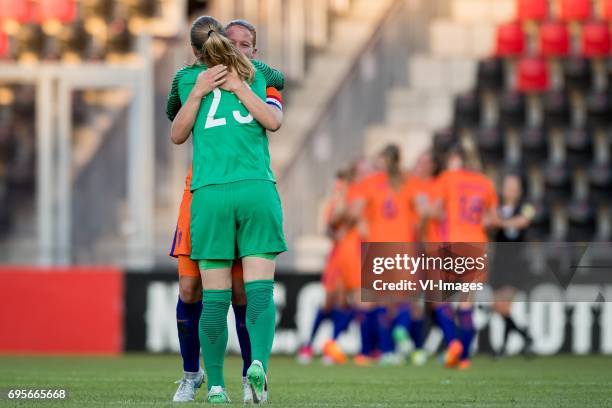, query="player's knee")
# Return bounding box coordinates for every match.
[179,278,202,303]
